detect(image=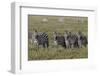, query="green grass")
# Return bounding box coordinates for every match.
[28,15,88,60]
[28,44,88,60]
